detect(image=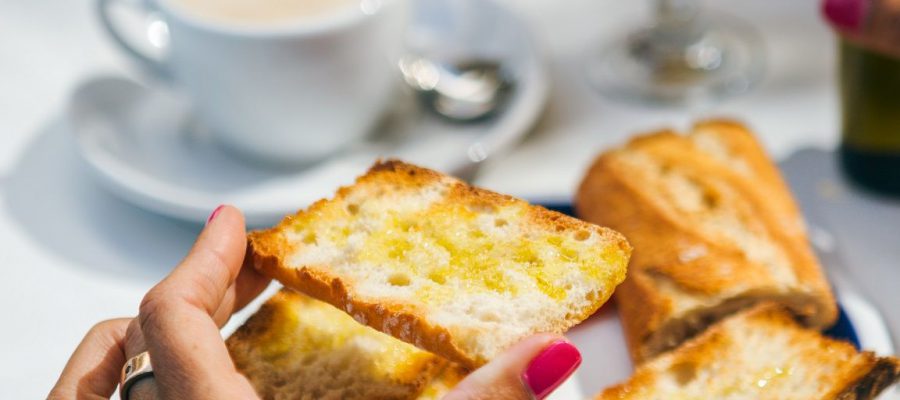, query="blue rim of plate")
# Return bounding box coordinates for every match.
[538,202,862,350]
